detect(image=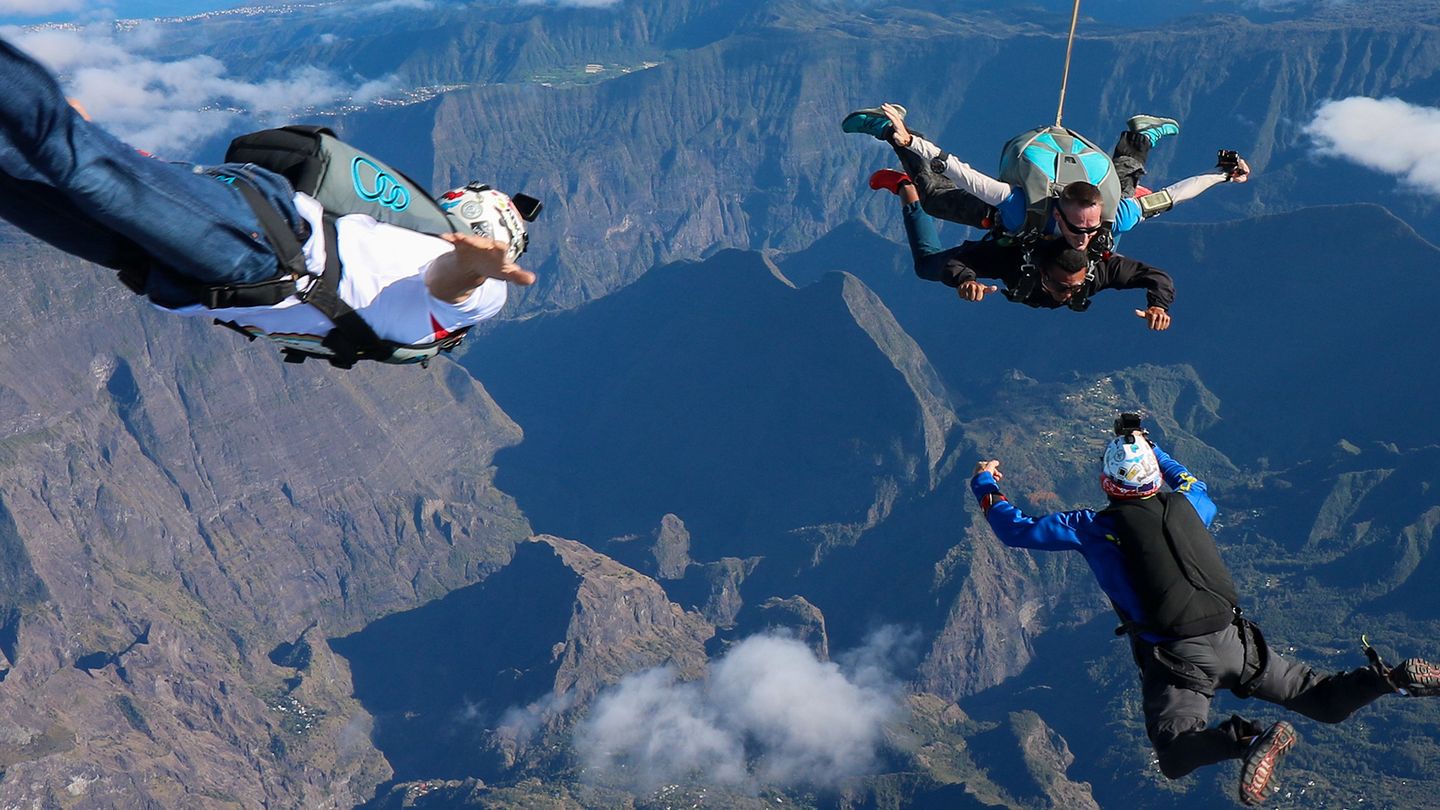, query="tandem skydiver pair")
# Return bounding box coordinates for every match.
[843,102,1249,330]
